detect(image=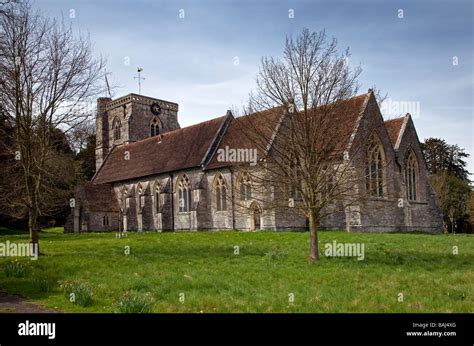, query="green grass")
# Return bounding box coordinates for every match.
[40,227,64,234]
[0,229,472,313]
